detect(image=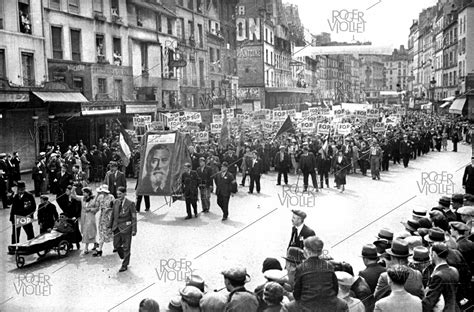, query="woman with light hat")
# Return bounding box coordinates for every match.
[72,186,99,254]
[94,184,115,257]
